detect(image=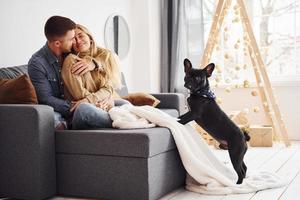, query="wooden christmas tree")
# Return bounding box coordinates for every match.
[199,0,290,146]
